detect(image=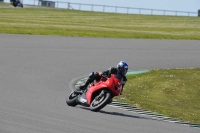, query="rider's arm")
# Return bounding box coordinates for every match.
[101,68,112,76]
